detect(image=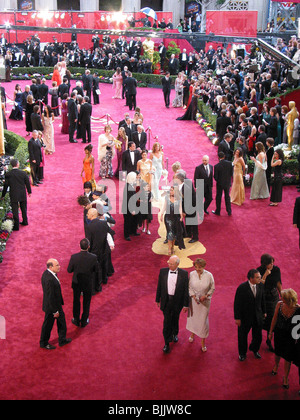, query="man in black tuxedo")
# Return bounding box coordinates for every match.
[234,269,266,361]
[158,42,166,69]
[121,171,140,241]
[122,141,141,174]
[124,71,137,111]
[216,110,232,144]
[92,73,100,105]
[78,96,92,144]
[194,155,213,215]
[168,54,179,75]
[132,125,147,151]
[40,259,72,350]
[156,255,189,353]
[213,152,233,216]
[82,69,93,100]
[67,238,99,327]
[218,133,233,161]
[161,72,171,108]
[68,91,78,143]
[174,172,199,243]
[1,159,31,231]
[179,49,188,73]
[293,197,300,248]
[85,208,109,292]
[58,77,69,100]
[266,137,275,190]
[121,116,136,143]
[28,130,43,186]
[38,78,49,107]
[31,105,44,132]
